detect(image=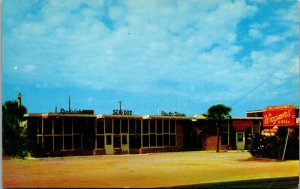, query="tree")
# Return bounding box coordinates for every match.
[2,100,27,157]
[204,104,232,152]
